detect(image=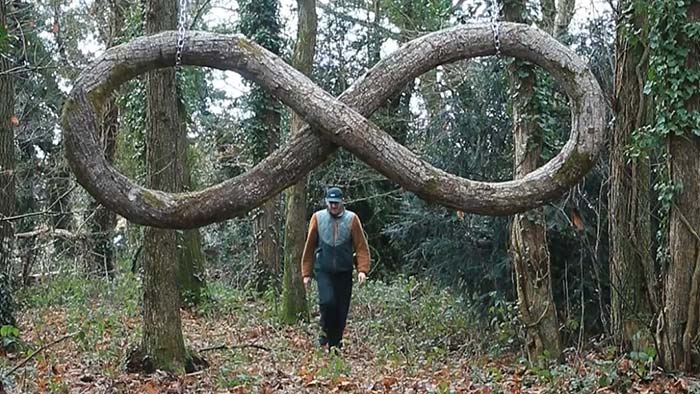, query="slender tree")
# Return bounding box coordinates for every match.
[239,0,284,290]
[87,0,127,278]
[134,0,192,372]
[609,0,656,349]
[0,0,16,328]
[504,0,573,363]
[281,0,317,323]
